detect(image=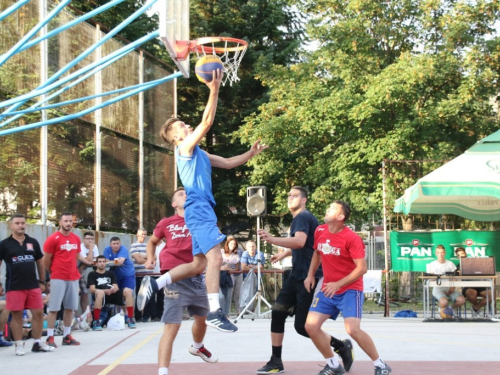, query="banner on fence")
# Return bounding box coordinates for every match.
[390,231,500,272]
